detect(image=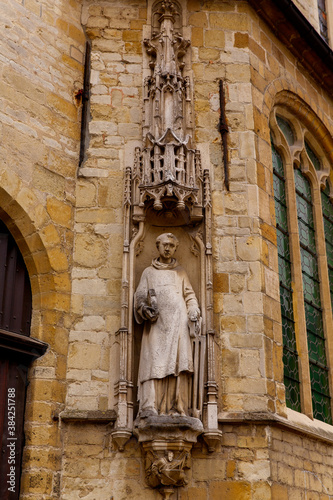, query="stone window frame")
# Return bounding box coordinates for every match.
[327,0,333,47]
[318,0,329,43]
[270,106,333,423]
[317,0,333,46]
